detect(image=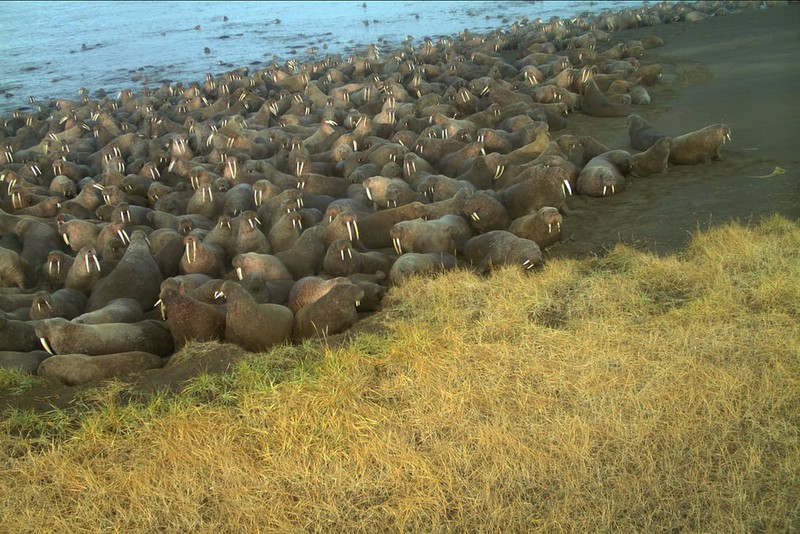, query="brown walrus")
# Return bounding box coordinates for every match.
[577,151,633,197]
[463,231,543,275]
[581,79,630,118]
[627,114,666,151]
[217,280,294,351]
[668,124,731,165]
[292,282,364,341]
[35,318,175,357]
[631,137,672,176]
